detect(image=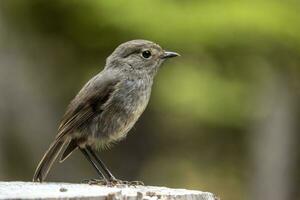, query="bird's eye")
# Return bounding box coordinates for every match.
[142,50,152,59]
